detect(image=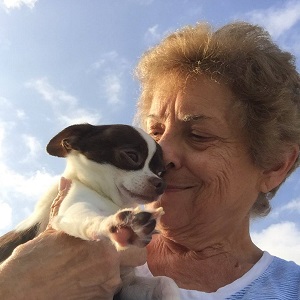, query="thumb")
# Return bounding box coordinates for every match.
[46,177,72,231]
